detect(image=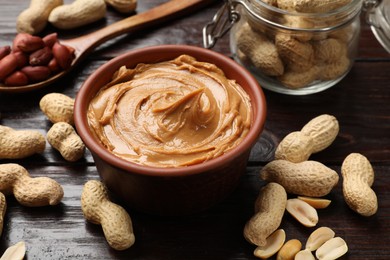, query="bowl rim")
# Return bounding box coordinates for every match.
[74,44,267,177]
